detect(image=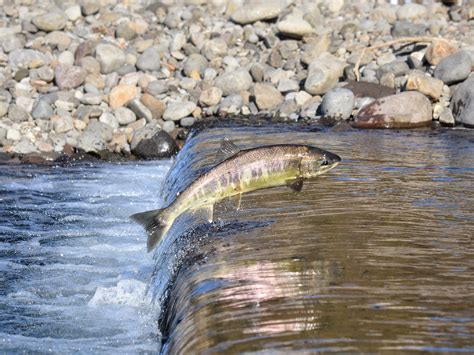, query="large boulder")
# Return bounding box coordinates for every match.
[451,76,474,128]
